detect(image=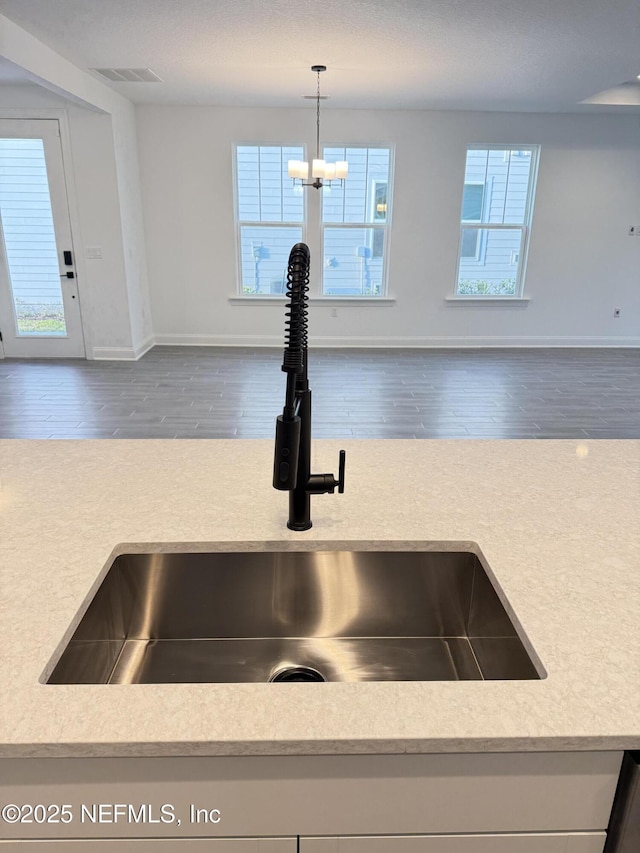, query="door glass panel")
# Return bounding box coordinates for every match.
[0,138,67,336]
